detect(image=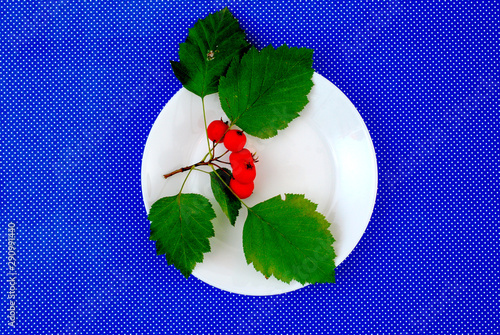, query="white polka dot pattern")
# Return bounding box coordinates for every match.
[0,1,498,334]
